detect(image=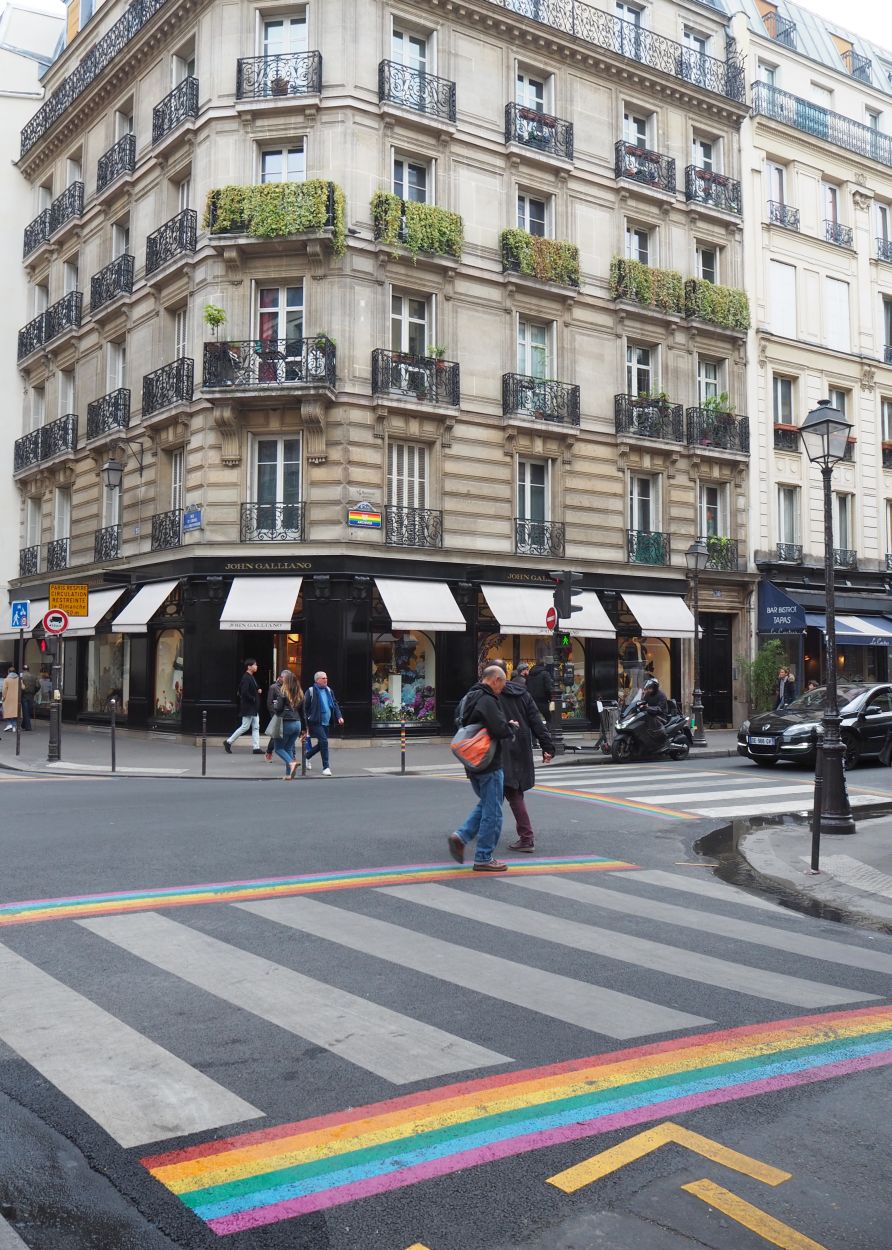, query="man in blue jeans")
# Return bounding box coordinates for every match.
[303,671,344,776]
[448,666,517,872]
